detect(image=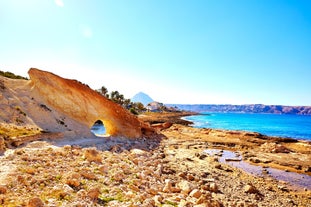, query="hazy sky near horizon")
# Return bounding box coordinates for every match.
[1,0,311,105]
